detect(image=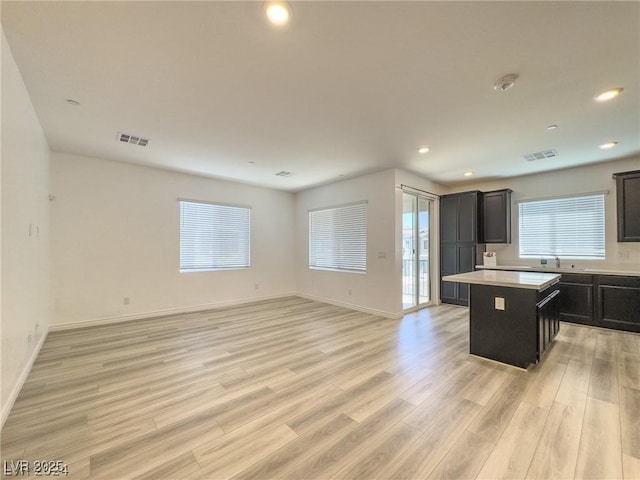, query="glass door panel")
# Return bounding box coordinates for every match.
[418,196,431,304]
[402,193,417,309]
[402,192,432,310]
